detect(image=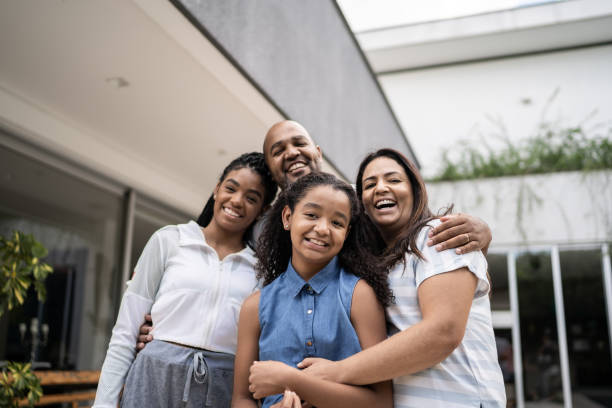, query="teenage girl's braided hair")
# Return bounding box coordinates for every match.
[196,152,277,249]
